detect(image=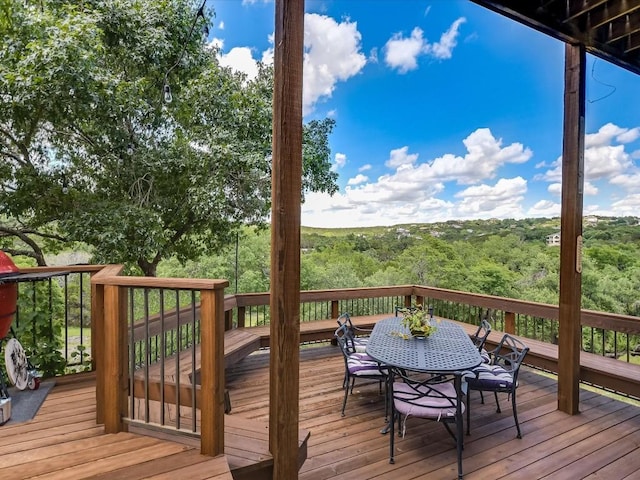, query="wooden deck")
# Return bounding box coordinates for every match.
[4,343,640,479]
